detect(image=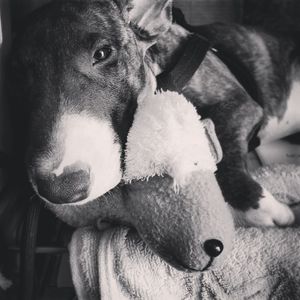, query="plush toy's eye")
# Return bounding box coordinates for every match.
[93,46,112,64]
